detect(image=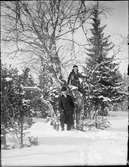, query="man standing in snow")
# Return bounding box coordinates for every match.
[58,86,75,130]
